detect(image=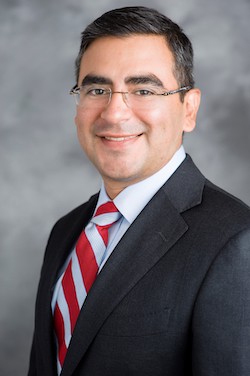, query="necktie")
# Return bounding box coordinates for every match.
[53,201,121,372]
